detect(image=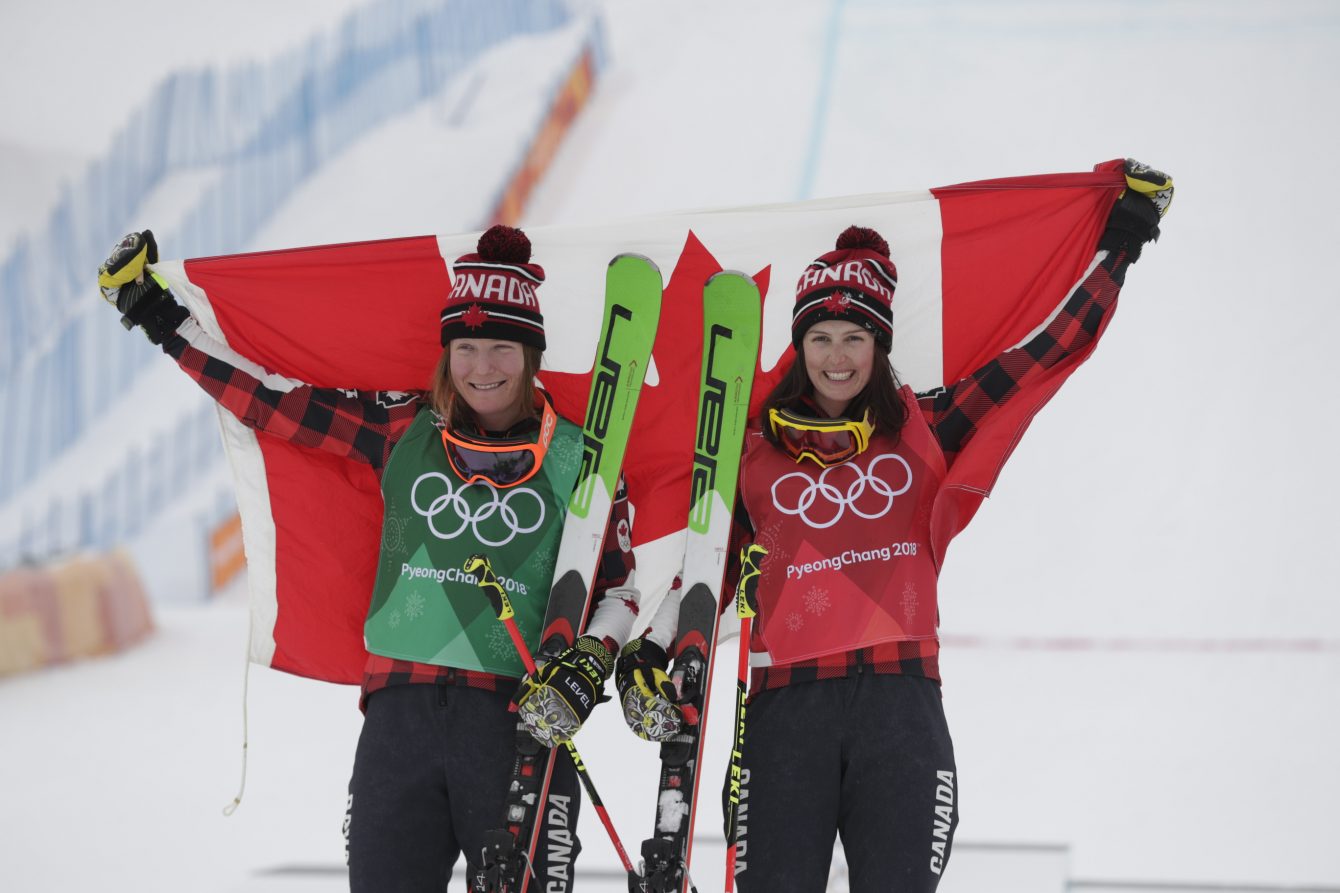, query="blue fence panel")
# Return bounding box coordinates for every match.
[0,0,598,570]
